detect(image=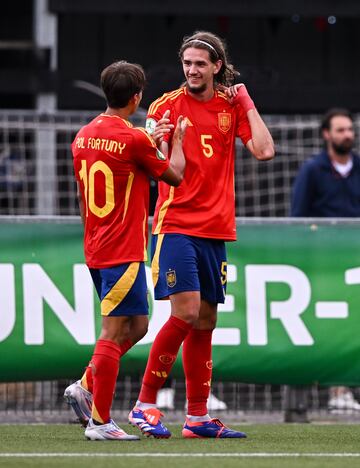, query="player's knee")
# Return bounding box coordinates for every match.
[131,321,148,343]
[173,308,199,325]
[129,316,149,344]
[195,314,217,330]
[205,315,217,330]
